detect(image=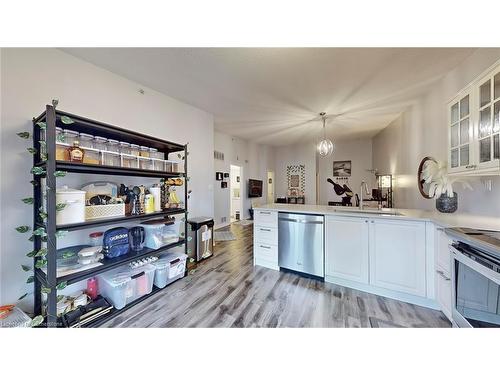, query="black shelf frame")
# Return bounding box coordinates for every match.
[32,105,189,328]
